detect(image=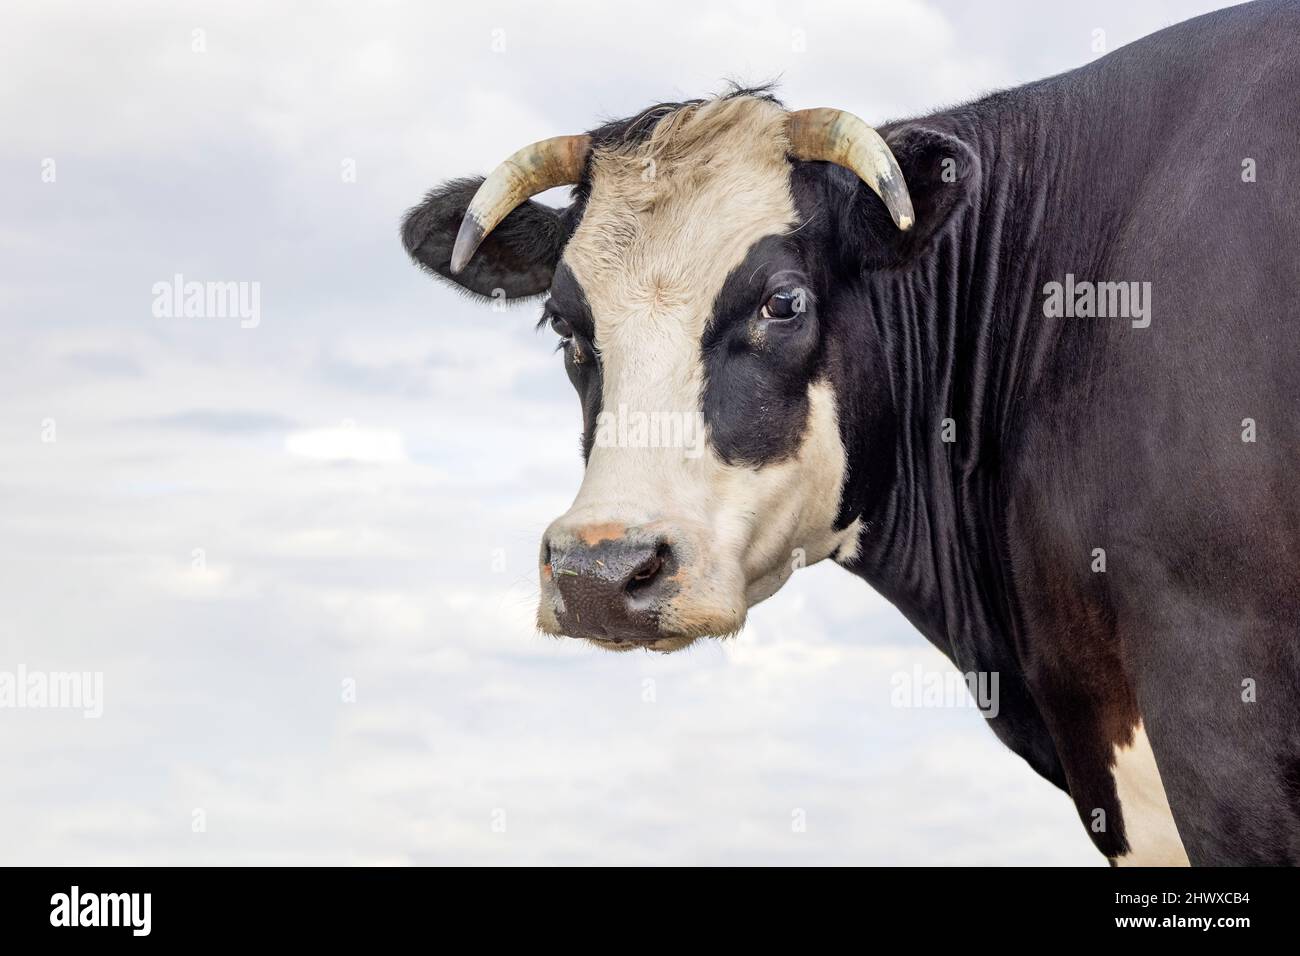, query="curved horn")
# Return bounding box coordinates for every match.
[450,134,592,274]
[788,108,914,231]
